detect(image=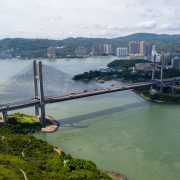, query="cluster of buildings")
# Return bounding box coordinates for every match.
[91,44,112,55]
[0,49,13,59]
[129,41,153,56]
[116,41,153,57]
[75,44,112,56]
[129,63,160,72]
[47,46,56,58]
[164,53,180,70]
[47,46,64,58]
[75,47,87,56]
